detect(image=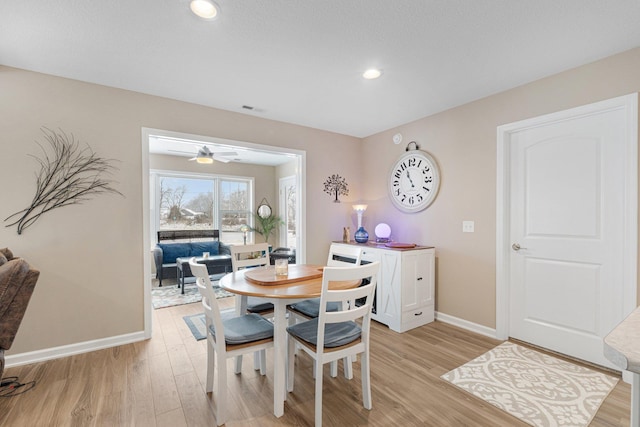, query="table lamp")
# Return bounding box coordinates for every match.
[240,224,250,245]
[353,204,369,243]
